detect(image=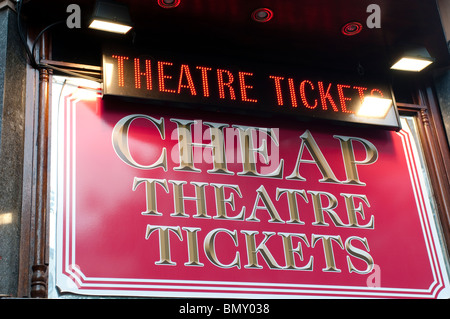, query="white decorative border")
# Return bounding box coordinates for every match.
[53,80,450,298]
